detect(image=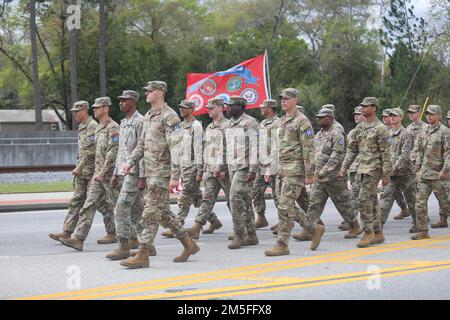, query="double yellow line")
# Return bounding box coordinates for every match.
[19,234,450,300]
